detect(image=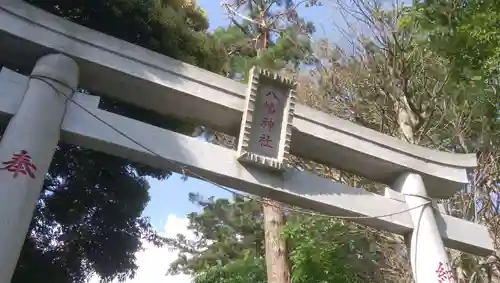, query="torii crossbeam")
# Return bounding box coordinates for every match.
[0,1,494,283]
